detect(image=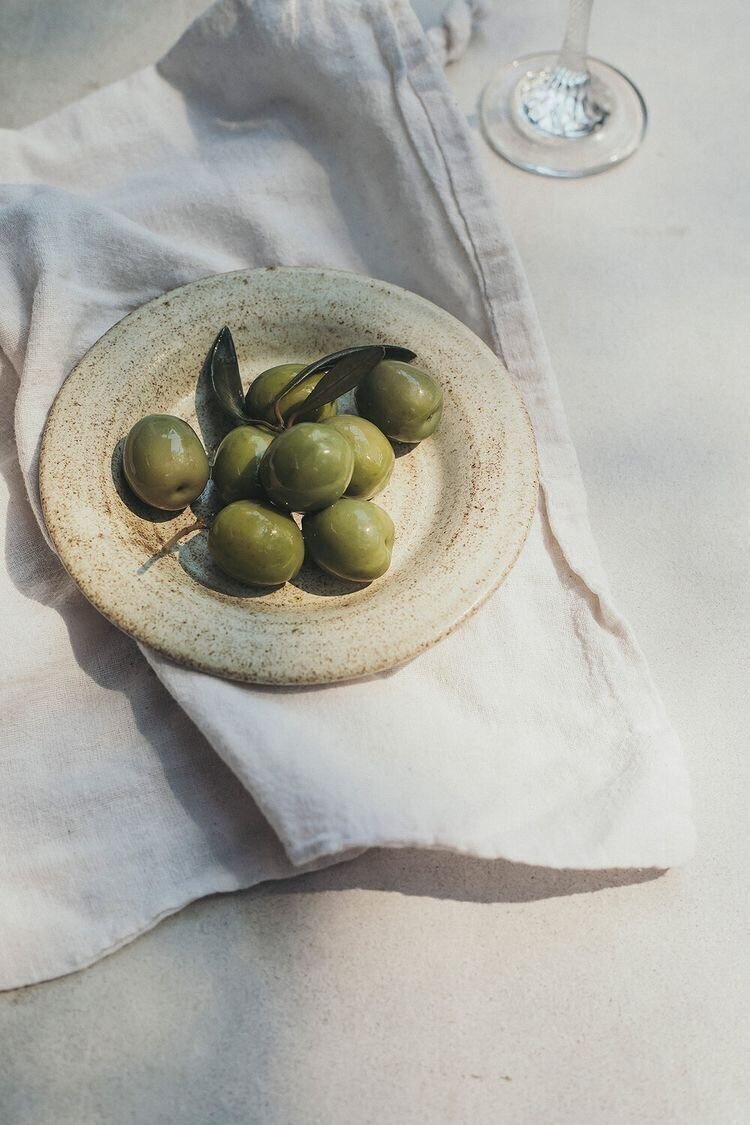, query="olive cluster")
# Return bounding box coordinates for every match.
[121,347,442,587]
